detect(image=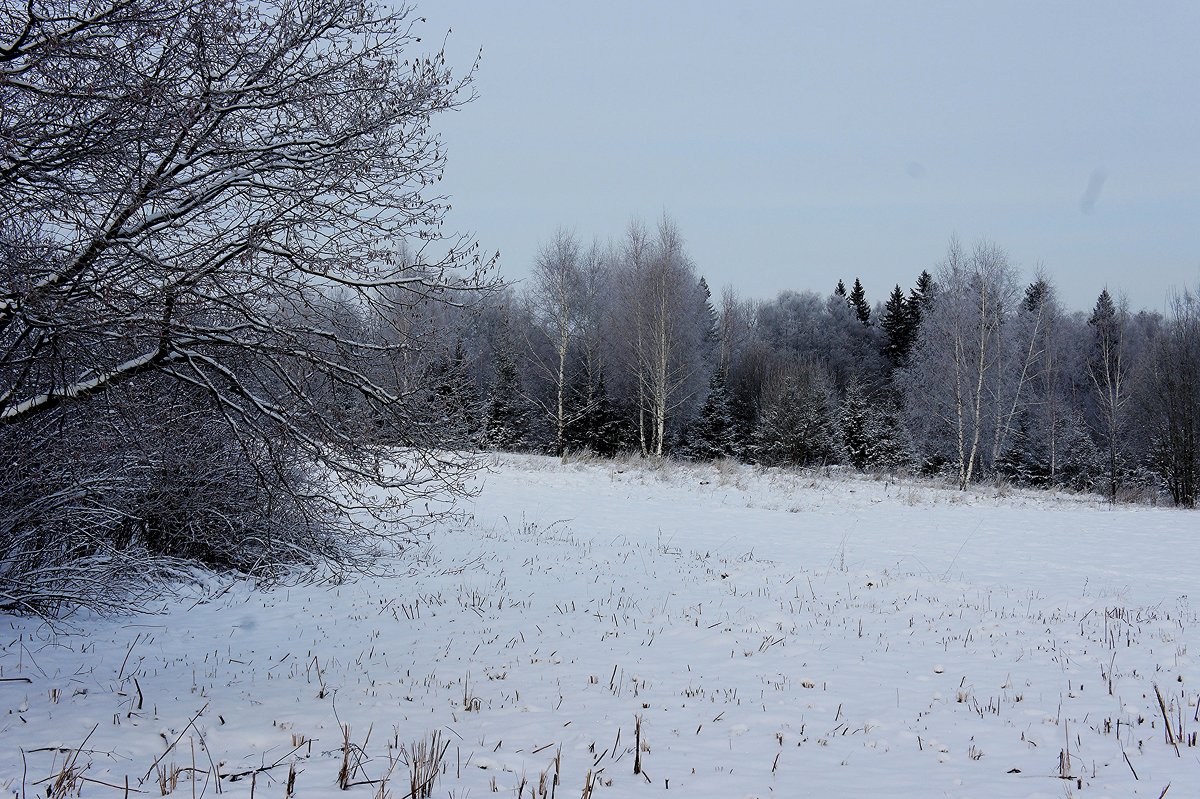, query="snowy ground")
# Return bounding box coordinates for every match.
[2,454,1198,798]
